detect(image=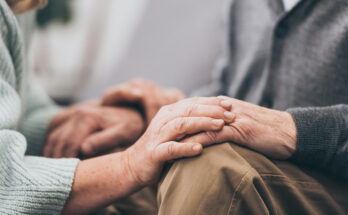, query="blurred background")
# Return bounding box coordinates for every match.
[23,0,227,104]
